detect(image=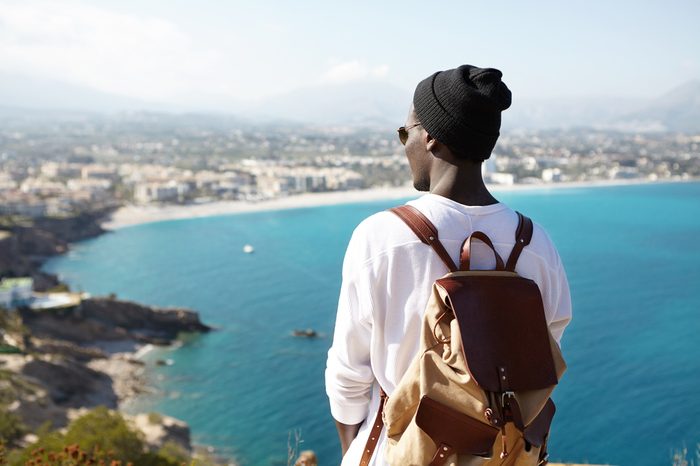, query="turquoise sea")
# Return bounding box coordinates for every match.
[44,182,700,466]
